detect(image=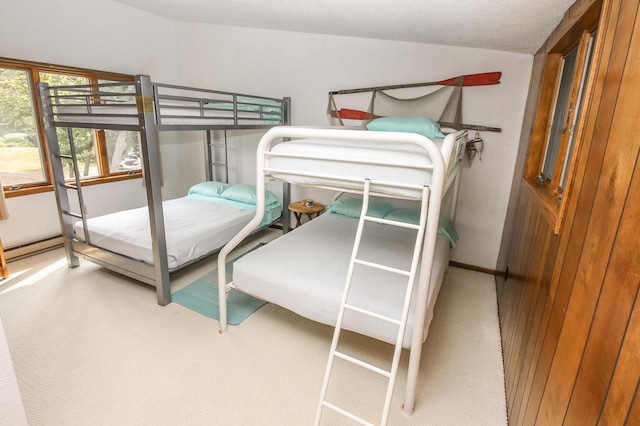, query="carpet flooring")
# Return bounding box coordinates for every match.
[0,234,507,425]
